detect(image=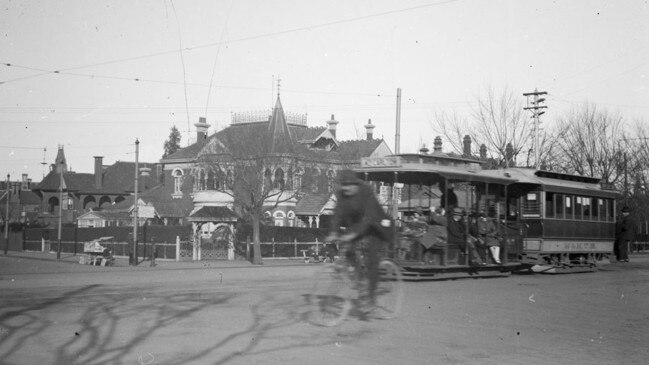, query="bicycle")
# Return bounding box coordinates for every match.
[306,241,404,327]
